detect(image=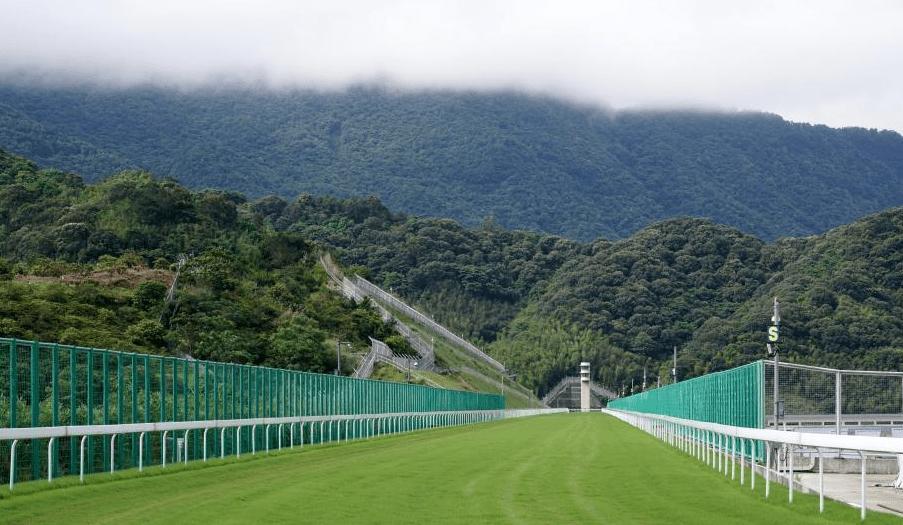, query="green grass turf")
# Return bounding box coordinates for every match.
[0,414,896,523]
